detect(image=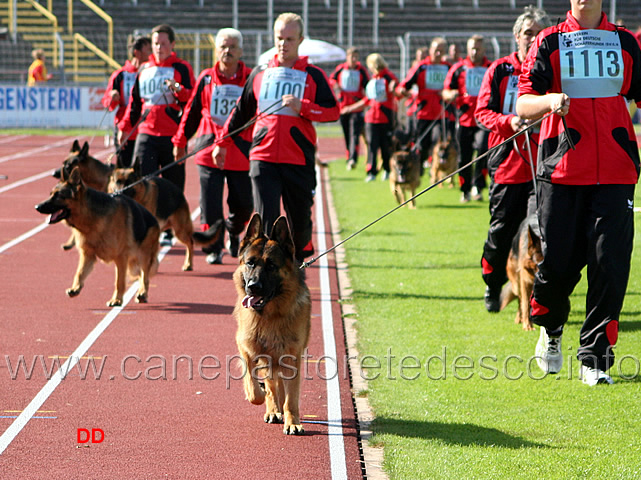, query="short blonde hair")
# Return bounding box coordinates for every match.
[274,12,304,38]
[366,53,387,72]
[31,48,45,61]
